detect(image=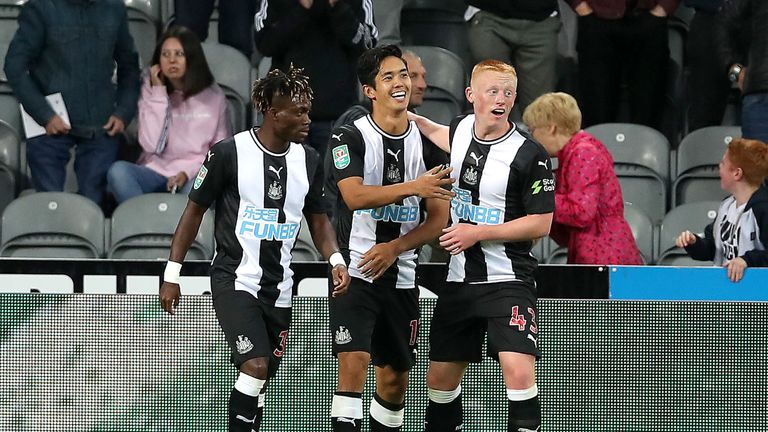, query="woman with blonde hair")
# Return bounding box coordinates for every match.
[523,92,642,264]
